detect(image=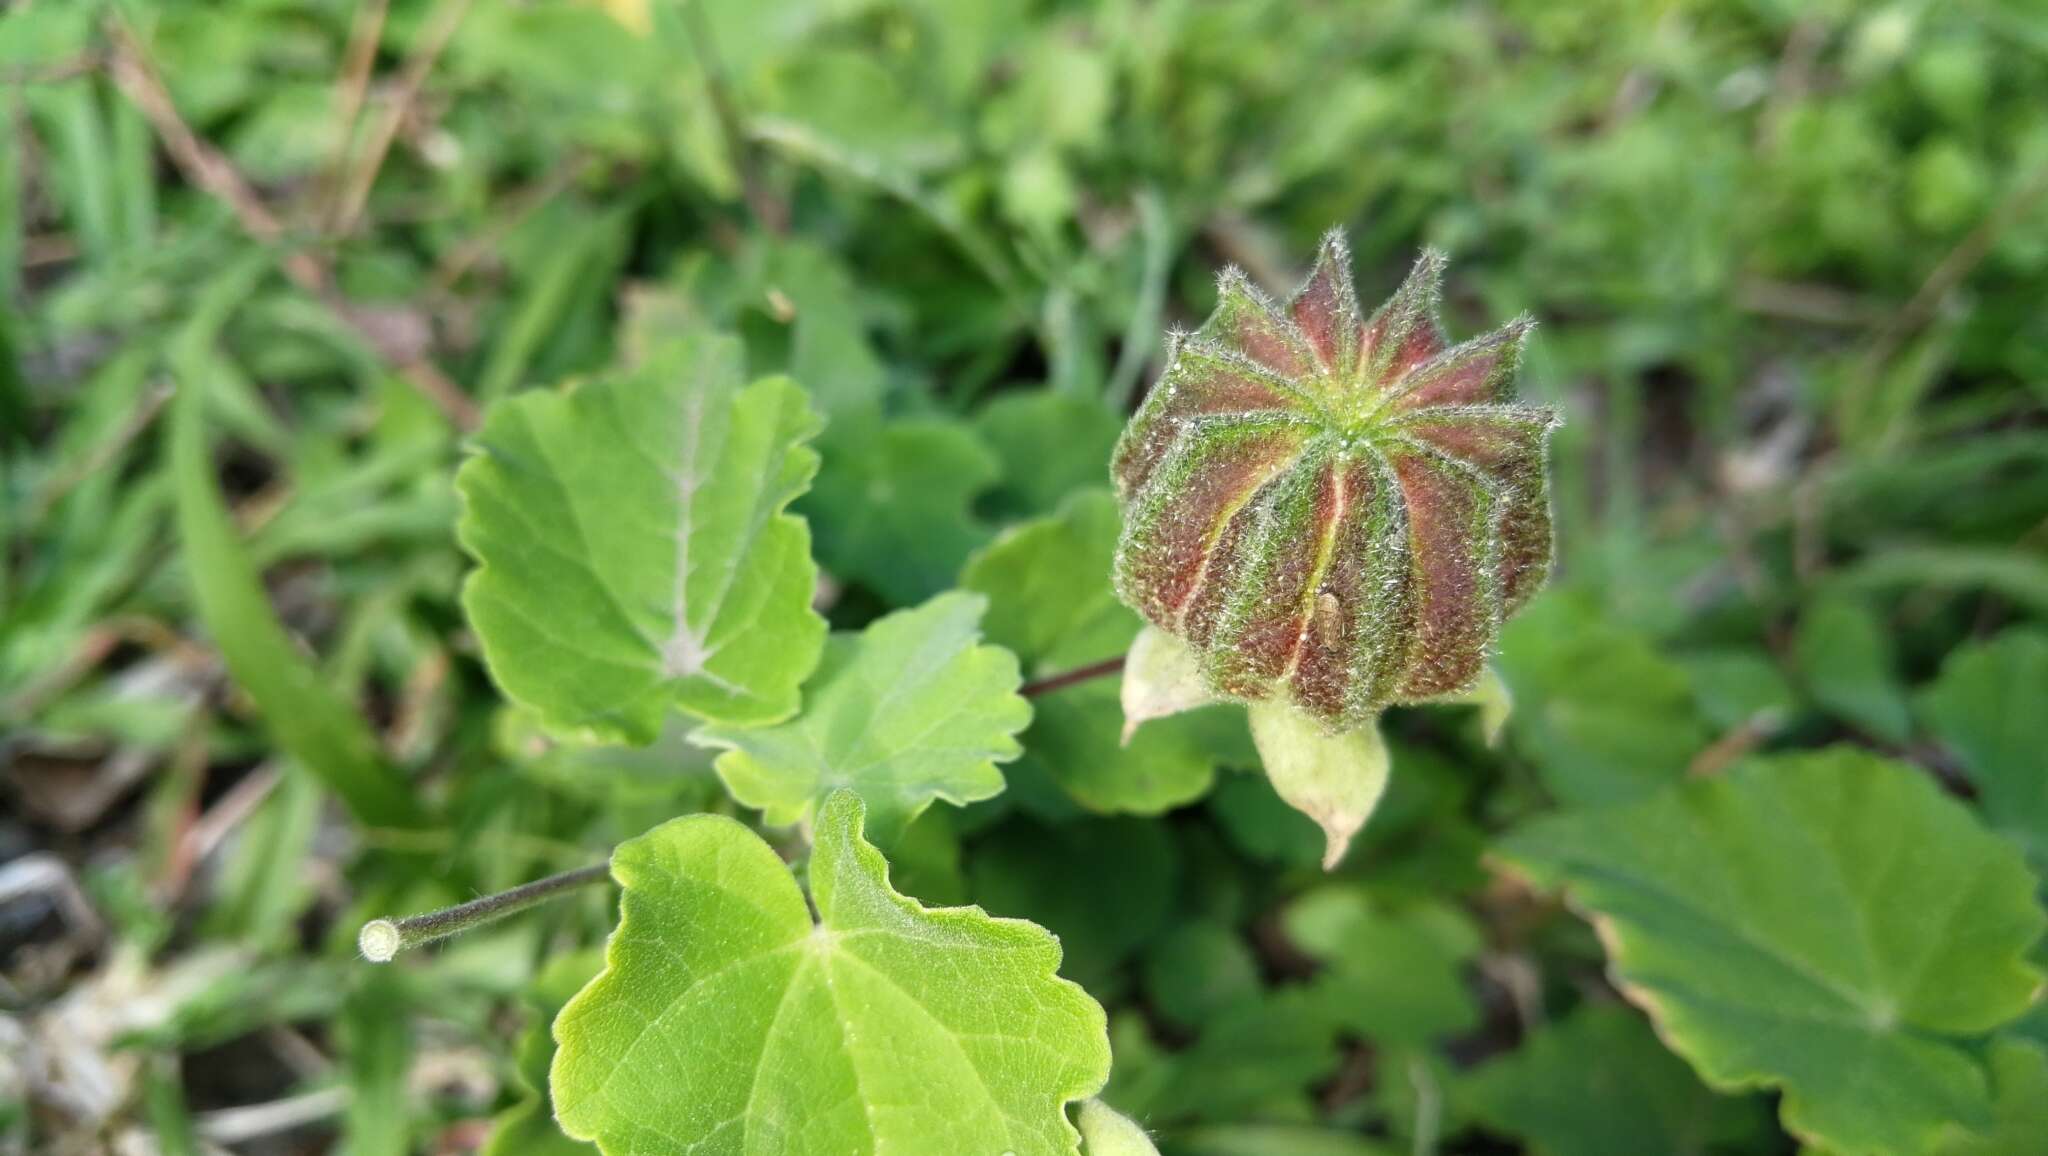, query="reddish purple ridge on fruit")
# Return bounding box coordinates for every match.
[1112,231,1558,731]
